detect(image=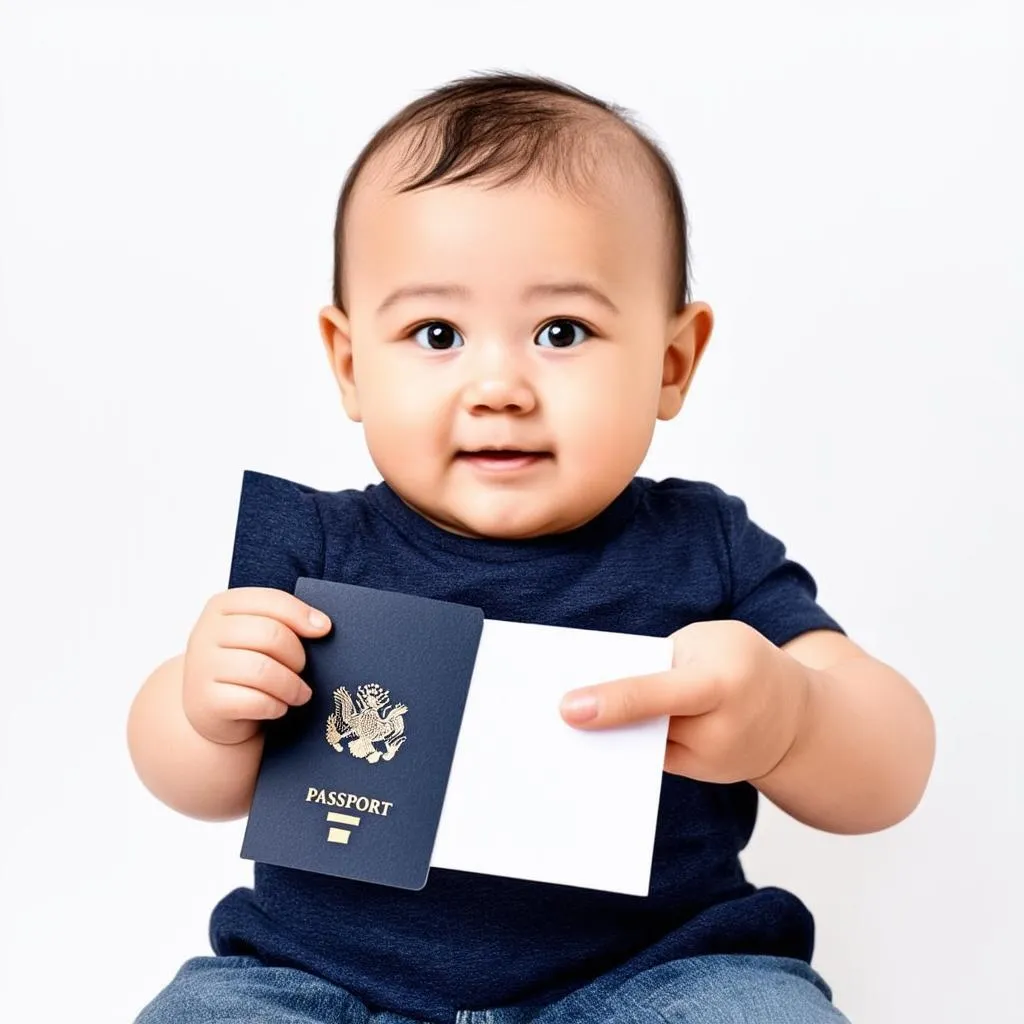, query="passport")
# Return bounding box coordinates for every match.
[240,578,484,890]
